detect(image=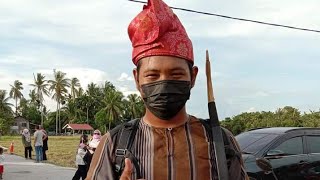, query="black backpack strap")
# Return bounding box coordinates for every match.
[198,118,229,145]
[113,118,141,179]
[198,118,240,166]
